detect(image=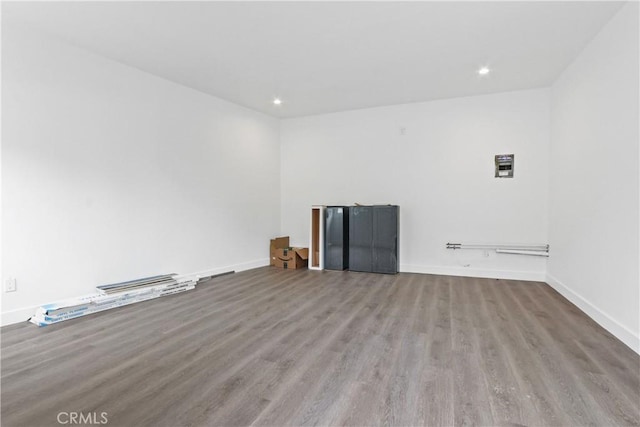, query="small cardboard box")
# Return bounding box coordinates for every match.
[270,236,290,266]
[270,236,309,269]
[272,247,309,269]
